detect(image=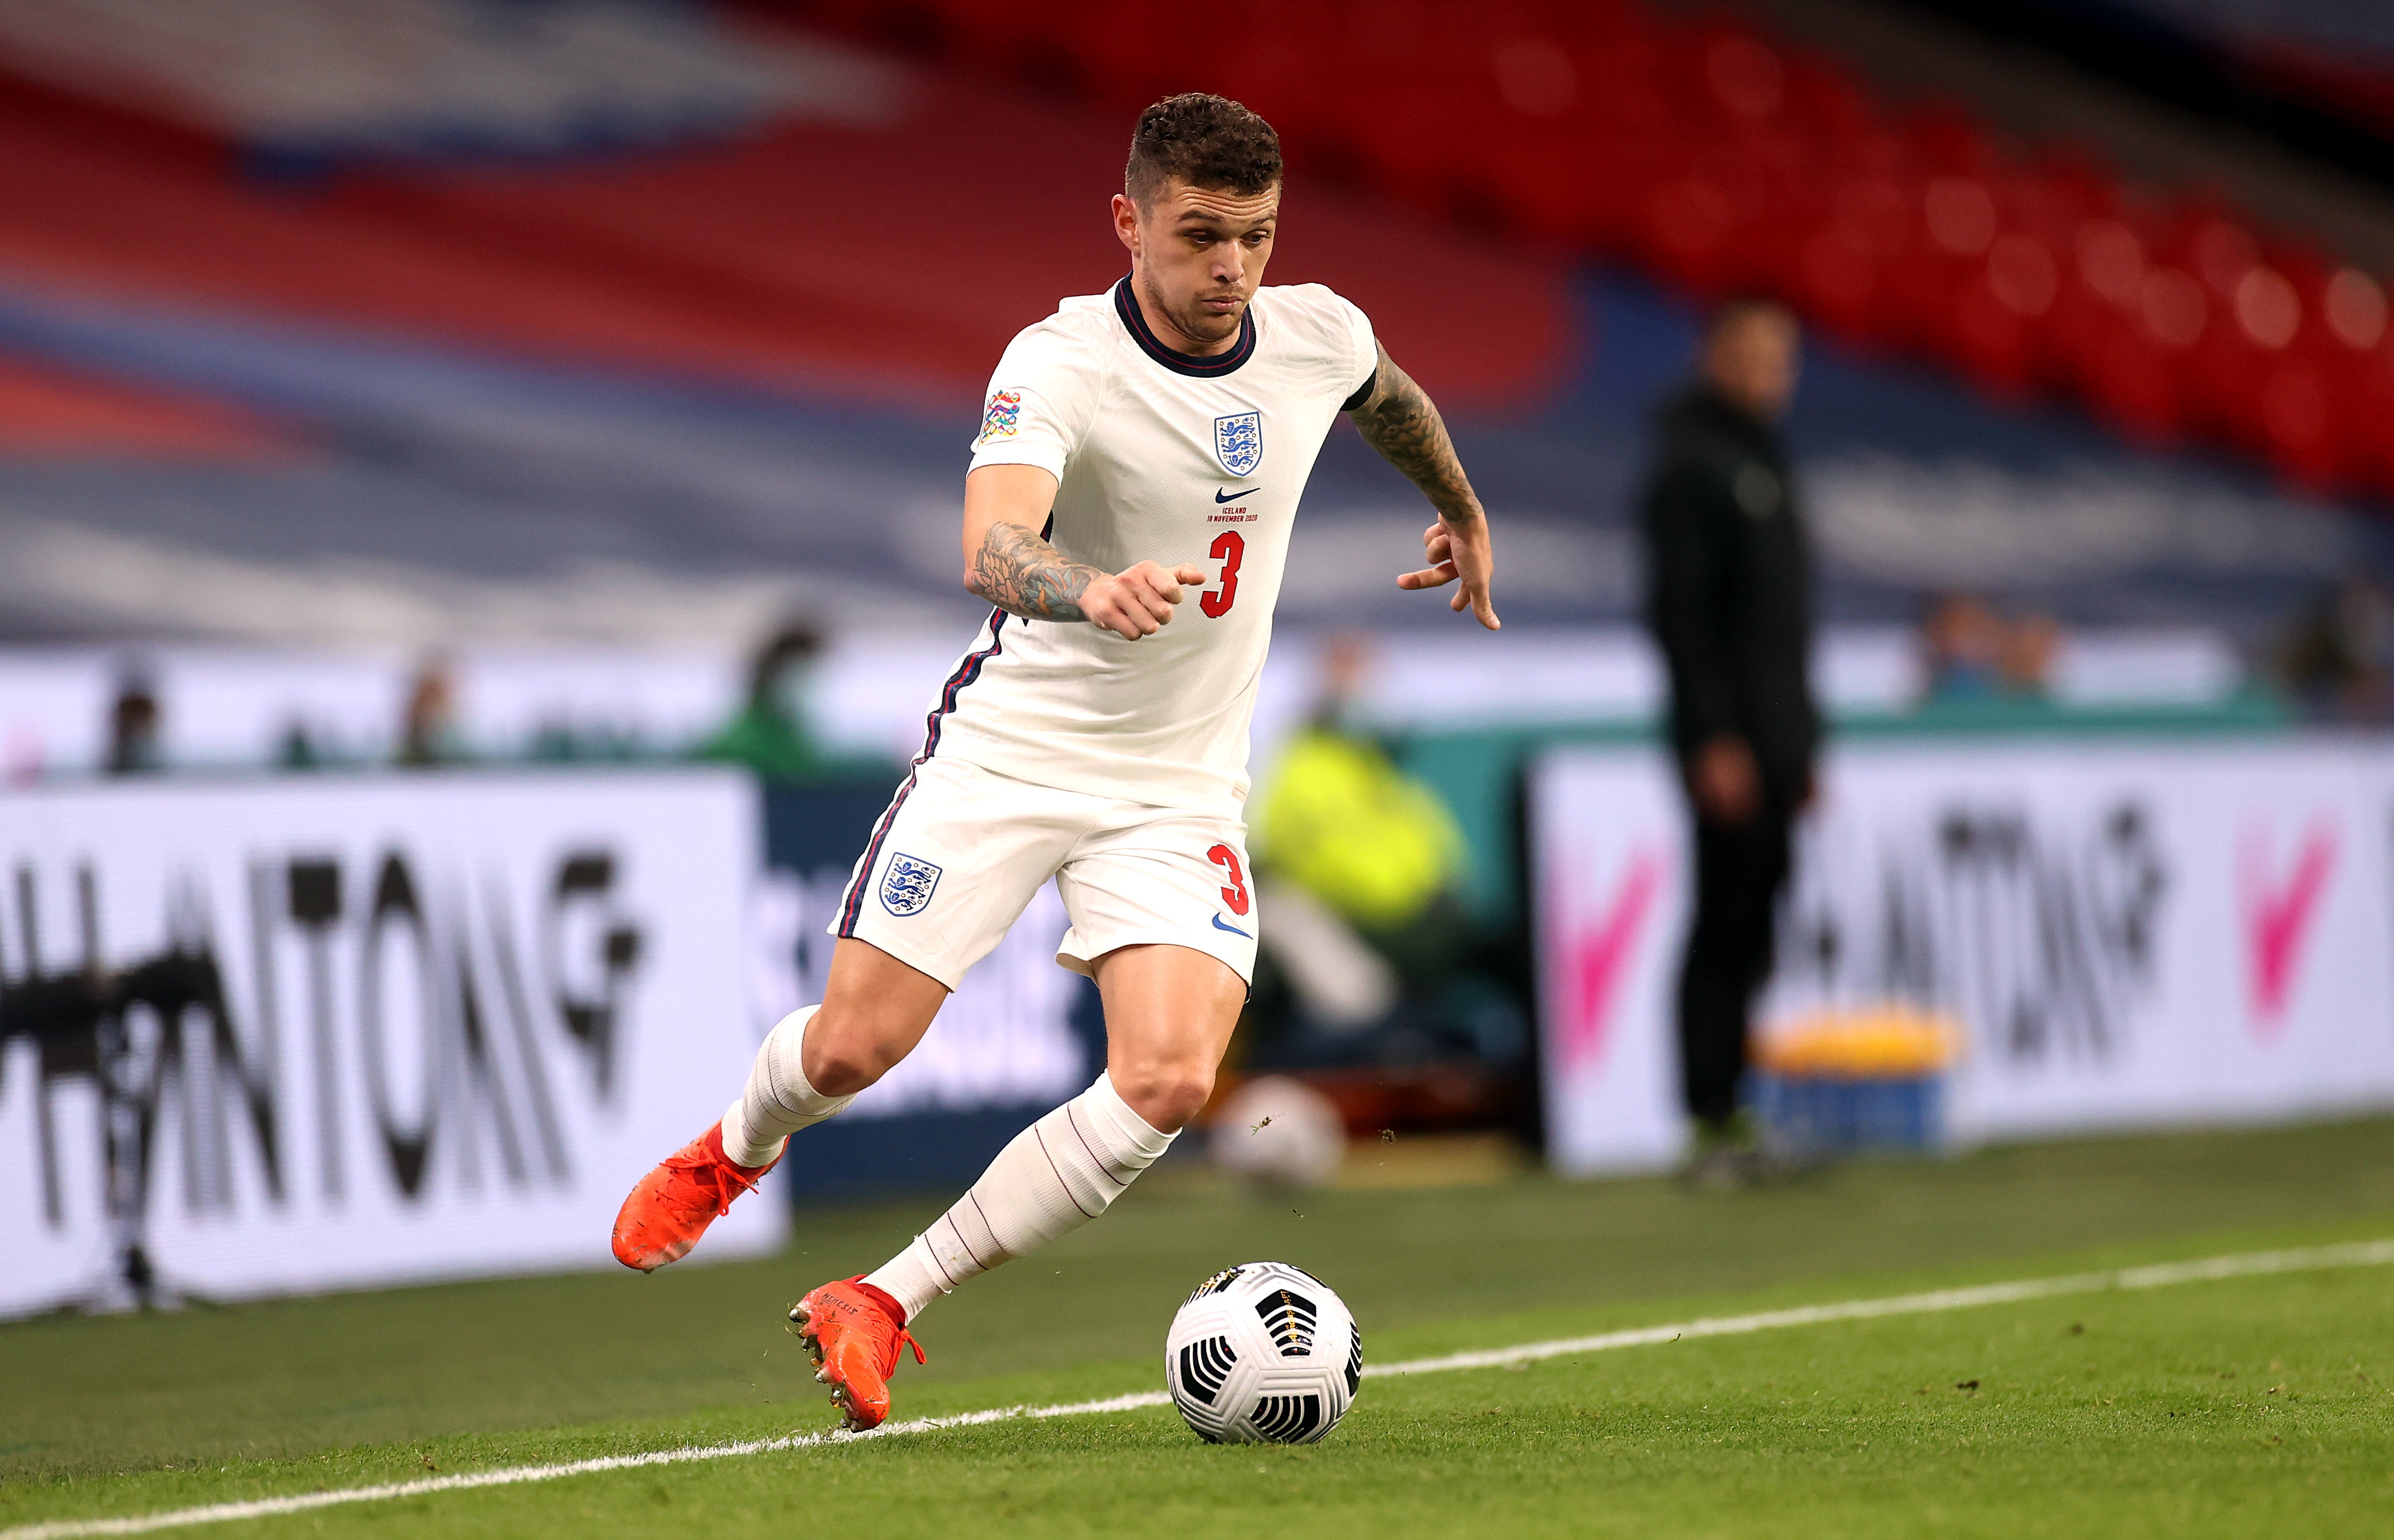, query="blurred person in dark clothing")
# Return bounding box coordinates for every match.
[1638,297,1819,1184]
[106,665,162,774]
[2275,575,2392,724]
